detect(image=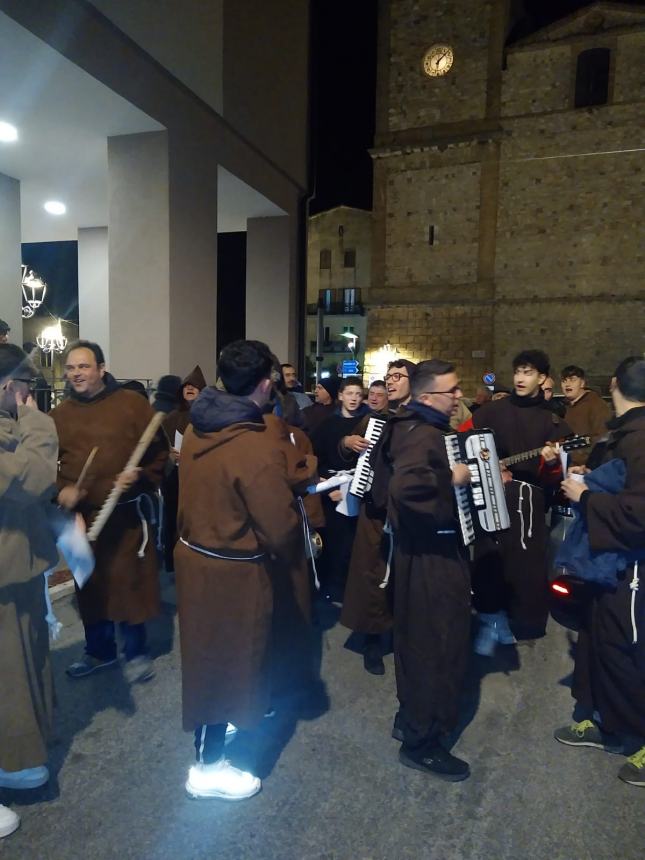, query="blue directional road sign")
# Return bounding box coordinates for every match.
[483,372,496,386]
[341,359,360,376]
